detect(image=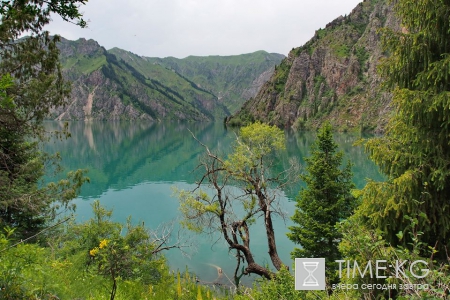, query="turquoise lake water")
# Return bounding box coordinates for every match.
[43,121,383,285]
